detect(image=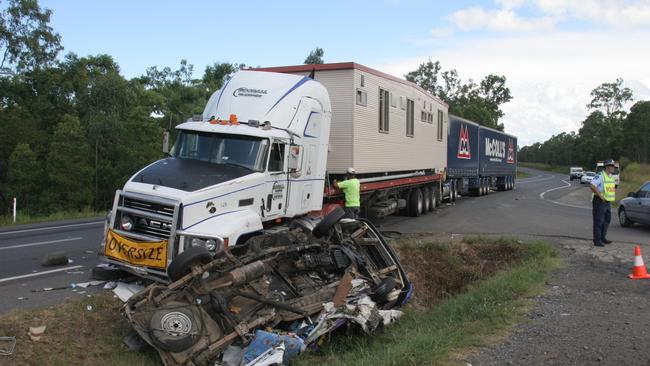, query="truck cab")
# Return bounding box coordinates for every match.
[100,70,331,282]
[569,166,584,181]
